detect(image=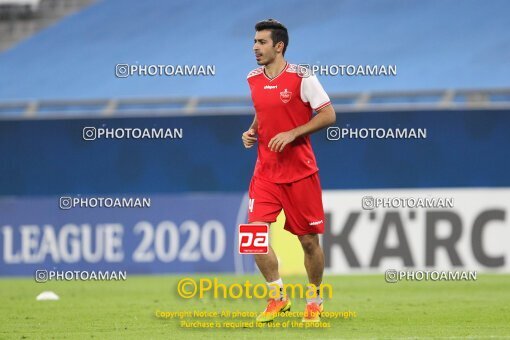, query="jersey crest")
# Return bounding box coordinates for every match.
[280,88,292,103]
